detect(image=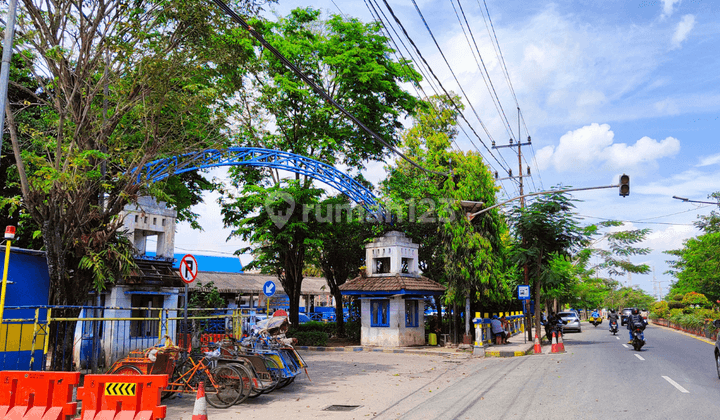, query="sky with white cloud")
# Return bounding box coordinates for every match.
[168,0,720,302]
